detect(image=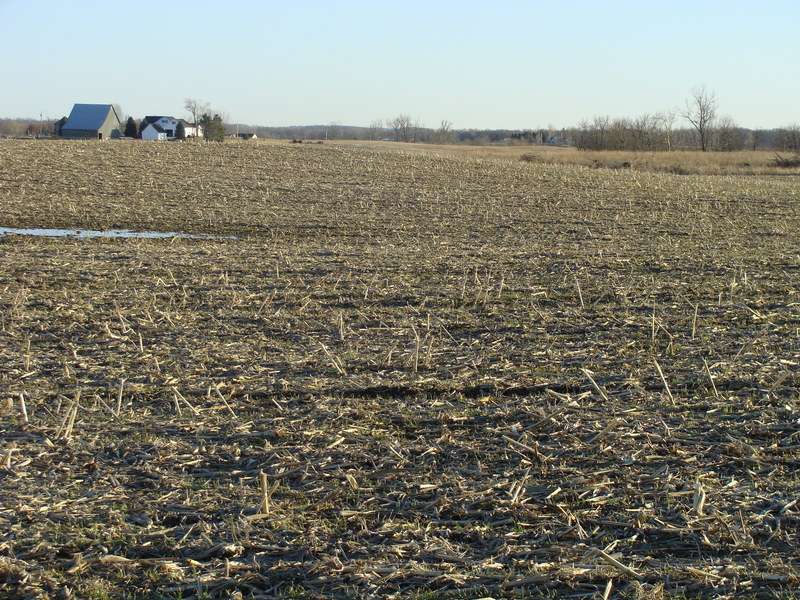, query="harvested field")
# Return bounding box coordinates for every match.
[1,139,799,599]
